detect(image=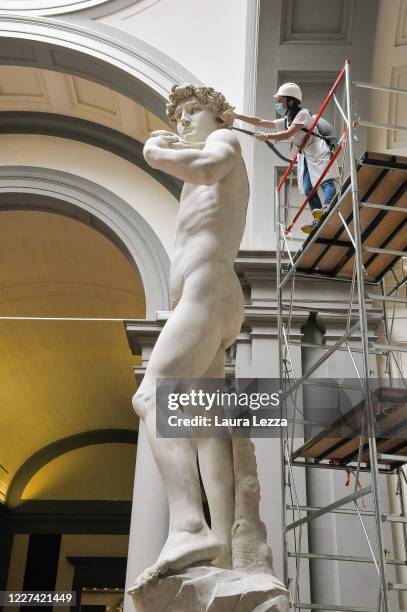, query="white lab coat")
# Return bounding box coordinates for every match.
[274,109,340,194]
